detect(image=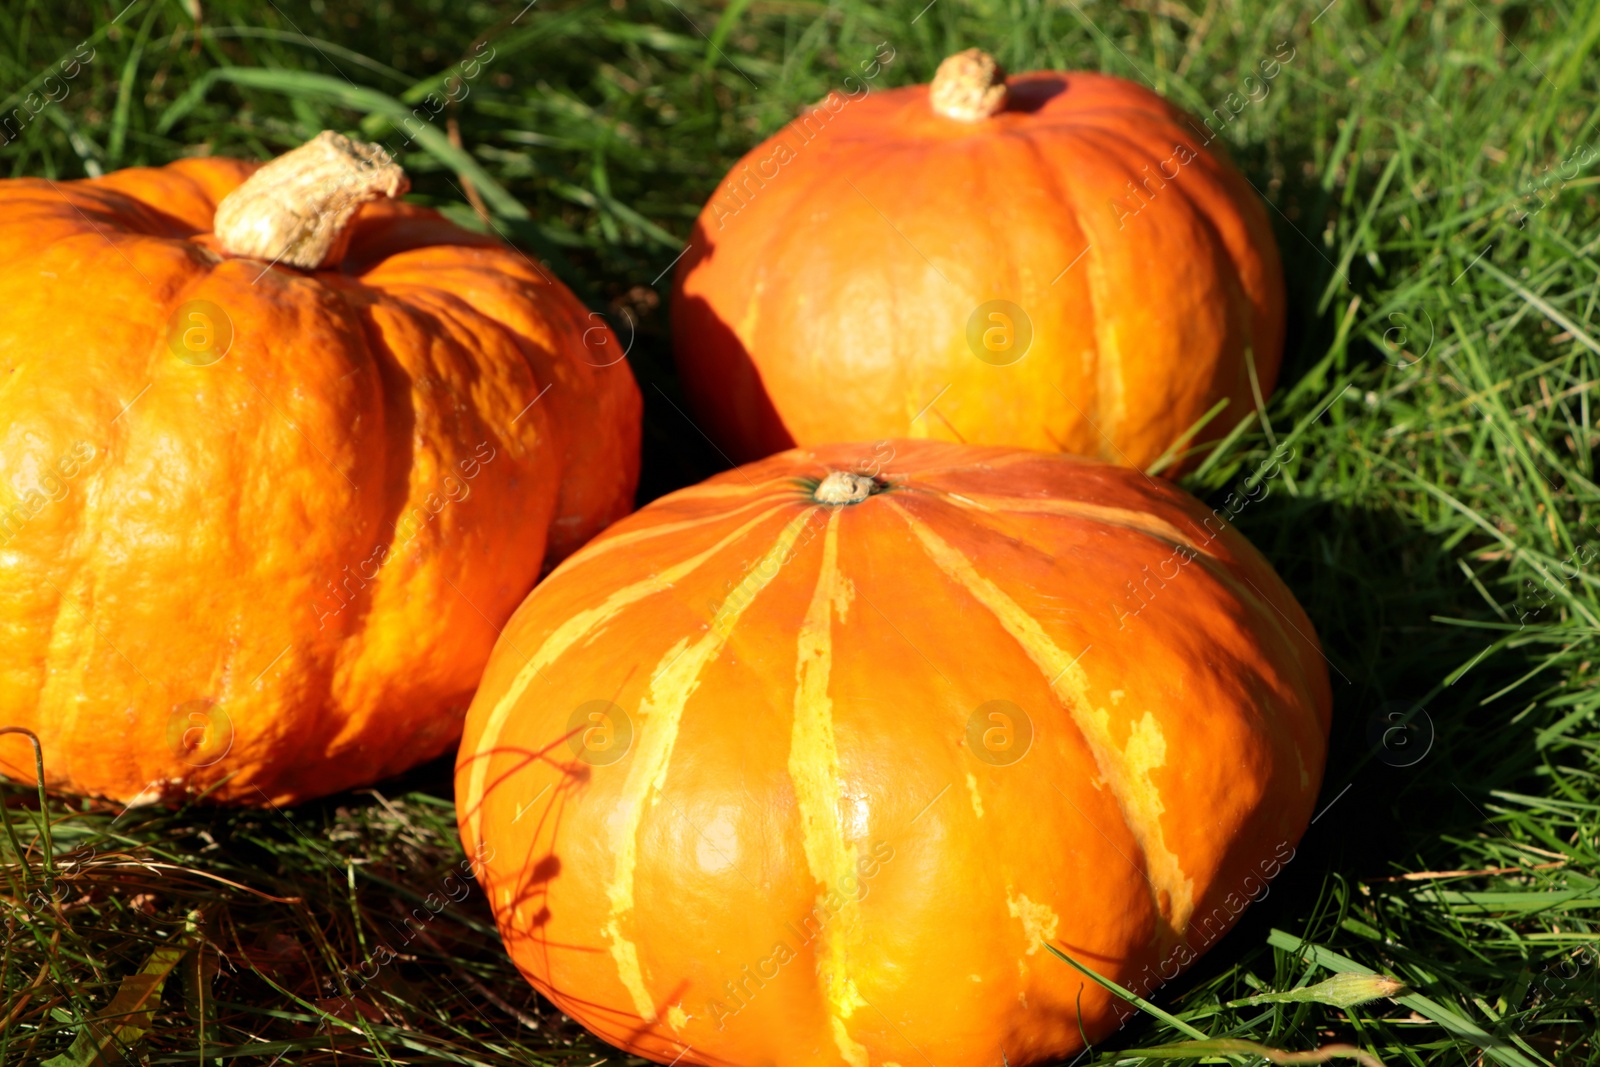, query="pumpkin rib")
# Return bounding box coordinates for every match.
[1131,491,1332,741]
[1156,566,1329,771]
[1113,119,1260,441]
[668,476,800,500]
[1166,558,1321,719]
[1079,110,1284,375]
[8,181,148,239]
[1199,565,1335,741]
[92,161,238,234]
[1006,129,1110,449]
[600,507,822,1024]
[1071,114,1281,418]
[929,479,1328,752]
[866,134,963,373]
[896,447,1053,479]
[930,483,1299,669]
[358,256,641,564]
[560,490,793,573]
[902,132,1036,441]
[1061,124,1187,452]
[458,502,794,843]
[903,136,965,437]
[320,305,422,647]
[55,258,329,795]
[238,296,395,710]
[1081,227,1121,462]
[786,508,872,1066]
[36,581,78,787]
[931,489,1217,560]
[883,496,1193,939]
[354,276,548,416]
[1028,125,1125,457]
[1081,120,1261,407]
